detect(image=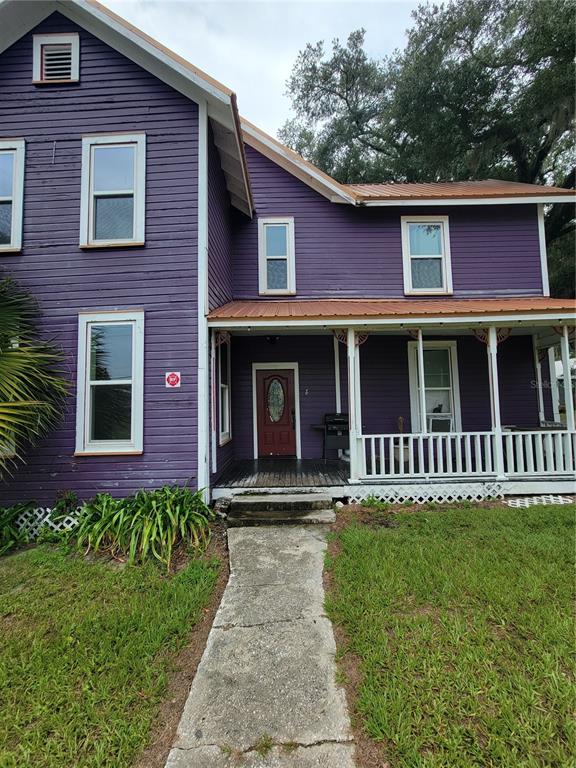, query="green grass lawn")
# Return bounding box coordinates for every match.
[0,545,219,768]
[326,504,575,768]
